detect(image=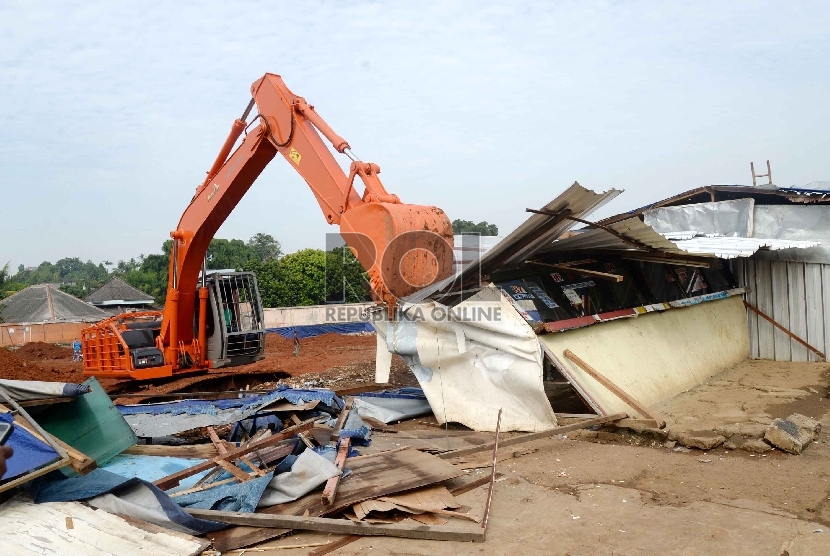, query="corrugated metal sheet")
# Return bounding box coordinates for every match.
[479,181,621,269]
[403,182,621,303]
[734,259,830,362]
[542,217,820,259]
